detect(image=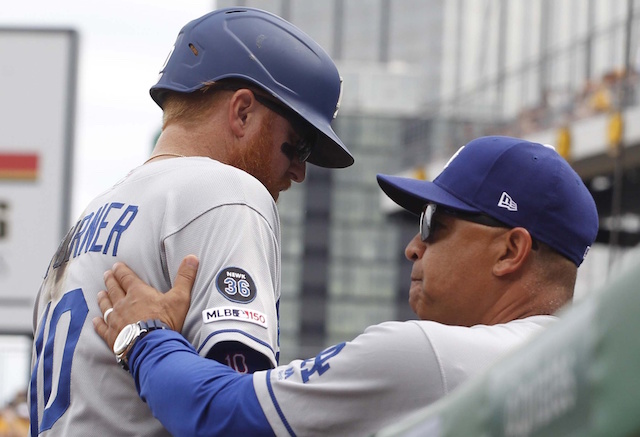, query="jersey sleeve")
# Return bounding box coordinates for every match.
[163,203,281,367]
[127,319,554,437]
[206,341,274,373]
[252,321,445,436]
[129,330,275,437]
[129,321,447,437]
